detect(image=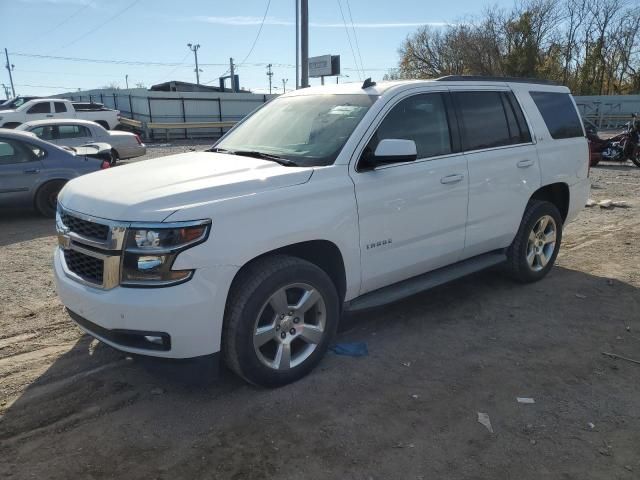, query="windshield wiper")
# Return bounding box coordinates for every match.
[228,150,299,167]
[207,147,298,166]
